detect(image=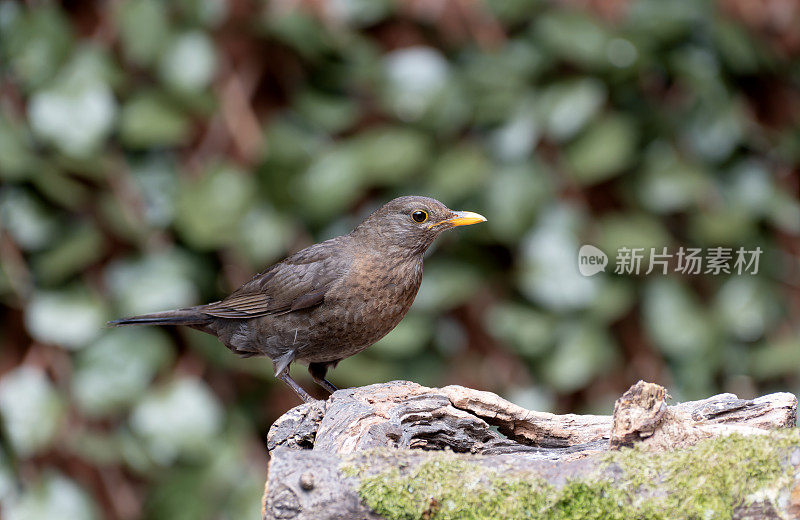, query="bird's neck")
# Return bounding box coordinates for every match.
[349,228,432,259]
[348,248,424,295]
